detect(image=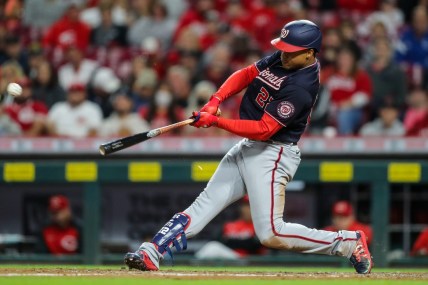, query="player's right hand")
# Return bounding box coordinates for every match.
[190,111,219,128]
[200,96,221,115]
